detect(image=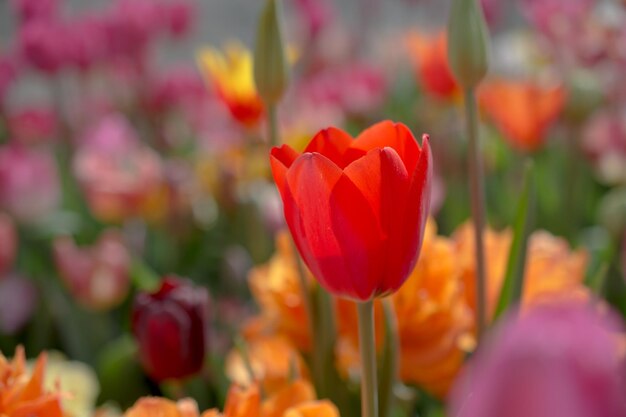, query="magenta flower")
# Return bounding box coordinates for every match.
[7,107,58,144]
[581,110,626,185]
[18,19,68,74]
[0,143,60,223]
[0,53,18,106]
[10,0,58,24]
[162,1,195,38]
[449,304,626,417]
